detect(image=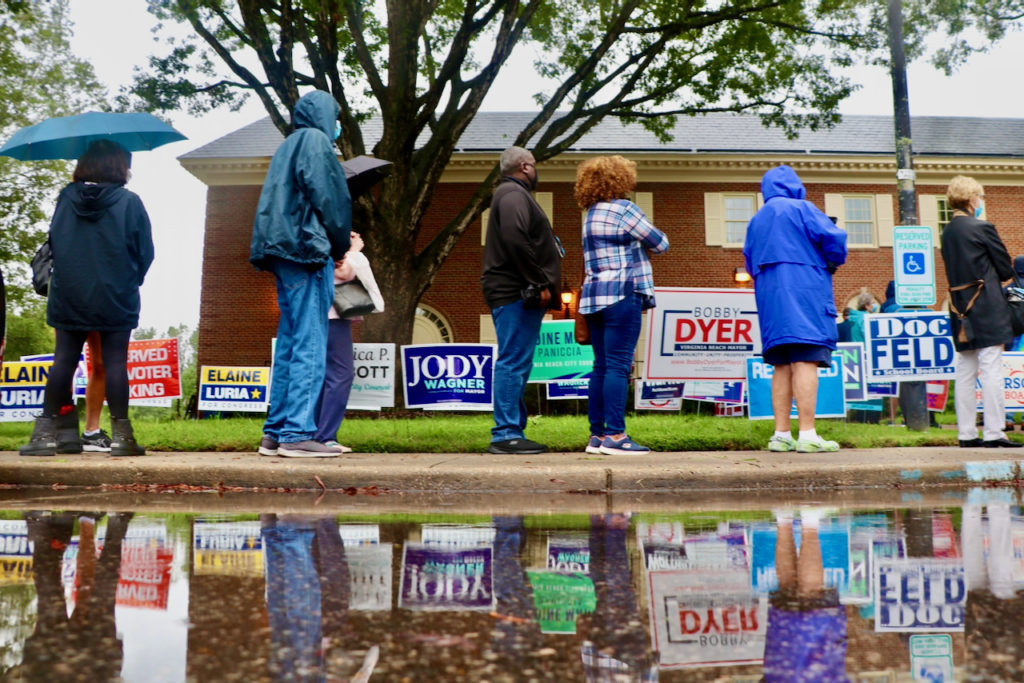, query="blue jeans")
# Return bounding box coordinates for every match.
[491,300,546,442]
[262,521,323,682]
[263,257,333,444]
[586,292,642,436]
[314,318,354,442]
